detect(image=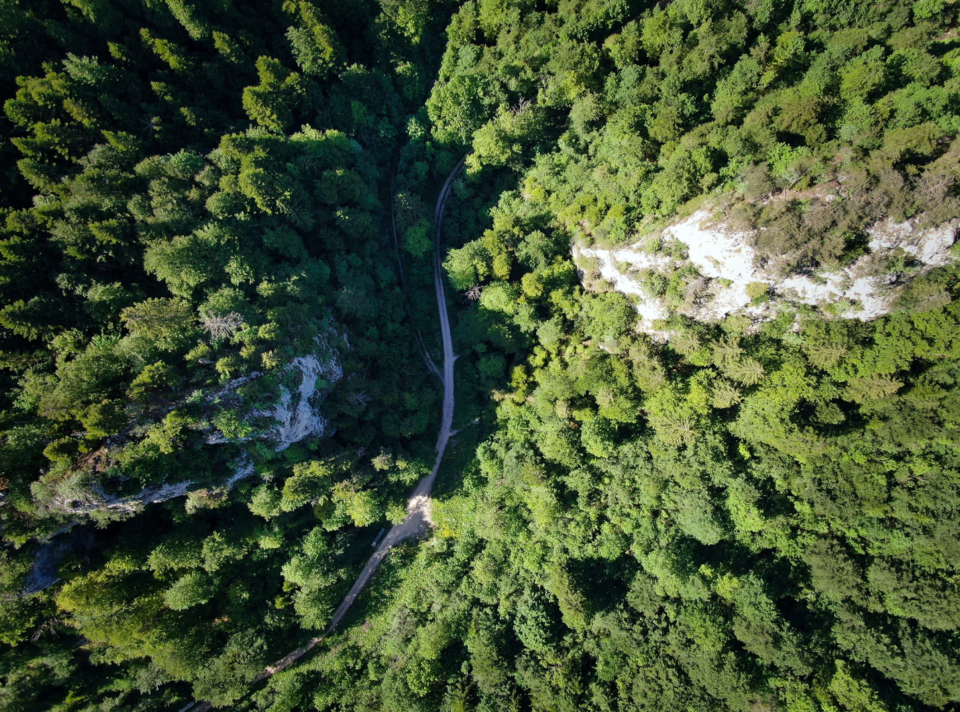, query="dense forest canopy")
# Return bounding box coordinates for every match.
[1,0,960,710]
